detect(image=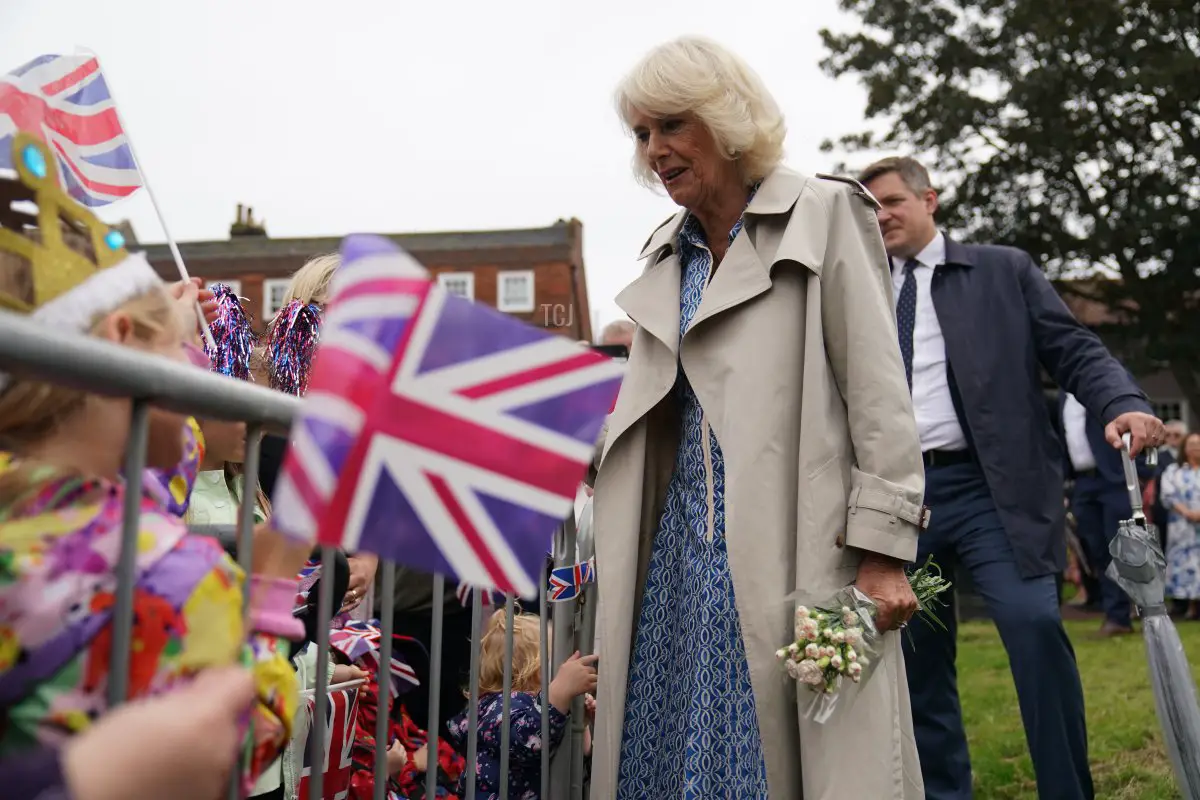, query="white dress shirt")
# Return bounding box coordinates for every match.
[1062,393,1098,472]
[891,231,969,452]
